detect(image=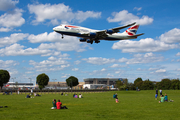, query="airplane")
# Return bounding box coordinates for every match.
[53,22,144,44]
